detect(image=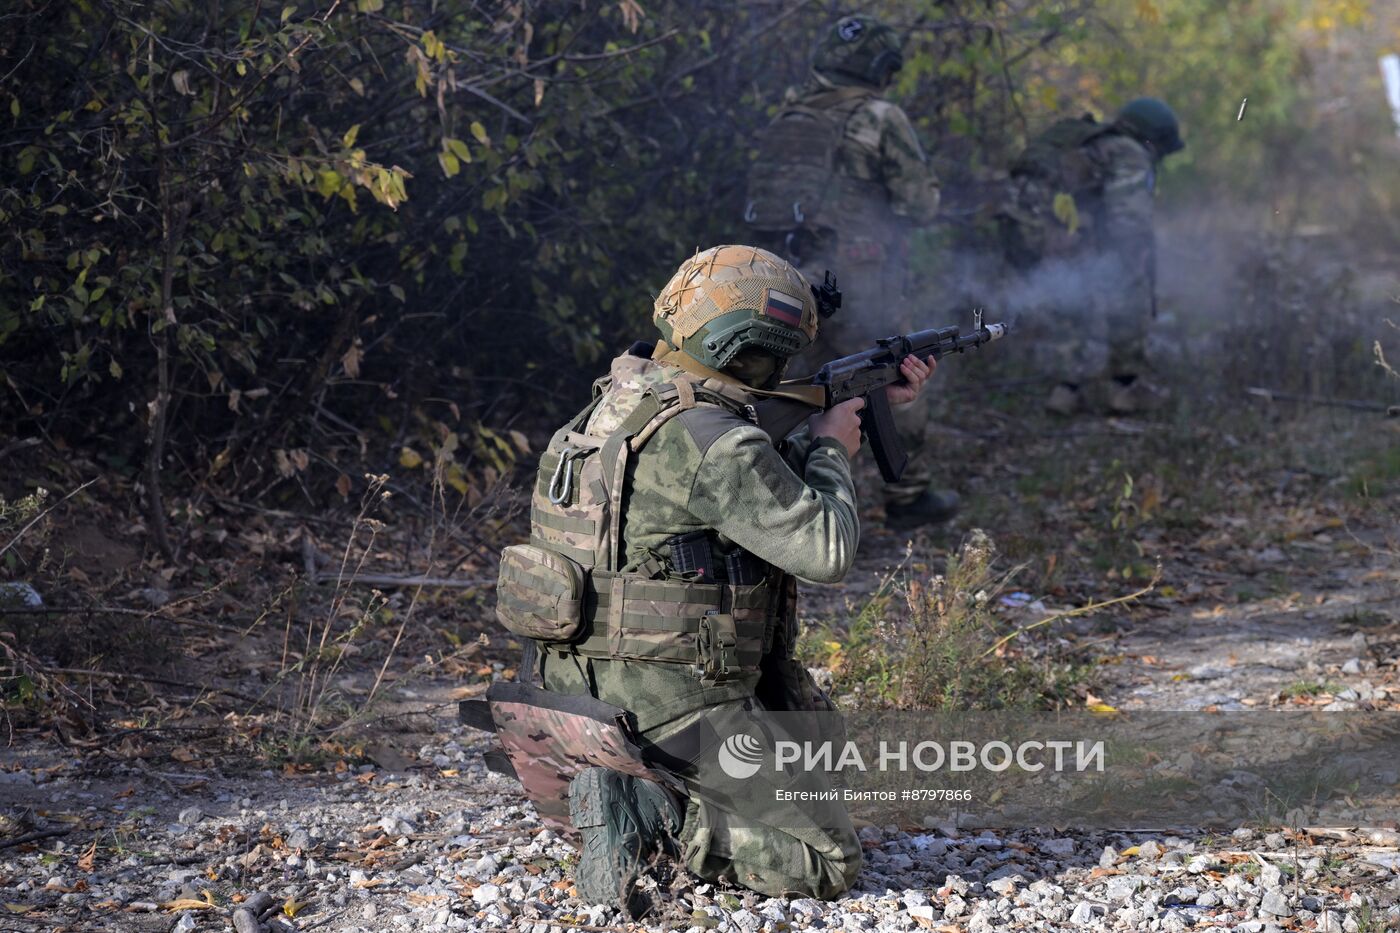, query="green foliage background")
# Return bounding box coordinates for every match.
[1,0,1394,538]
